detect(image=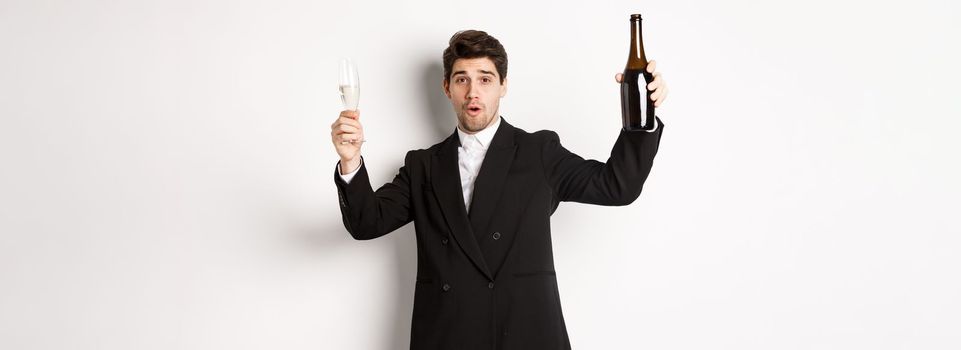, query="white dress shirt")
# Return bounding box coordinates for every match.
[337,116,659,210]
[455,116,501,211]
